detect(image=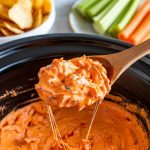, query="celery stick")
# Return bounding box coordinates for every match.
[108,0,140,37]
[107,12,125,37]
[75,0,99,18]
[93,0,130,34]
[86,0,111,20]
[93,0,118,22]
